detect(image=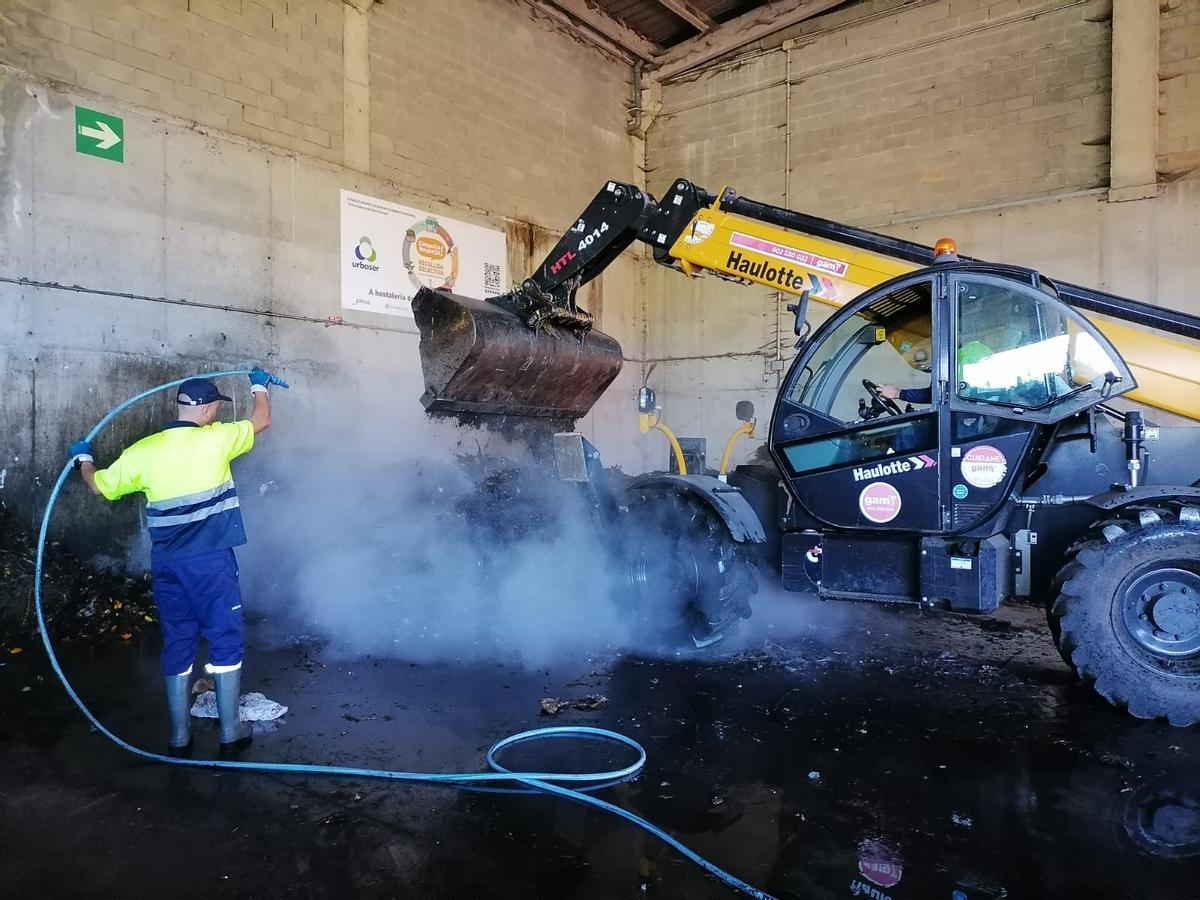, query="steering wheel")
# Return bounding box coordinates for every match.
[862,379,904,417]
